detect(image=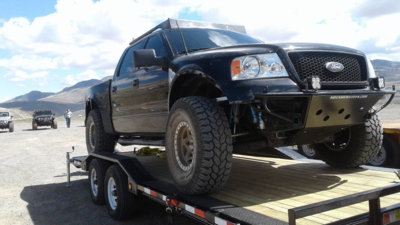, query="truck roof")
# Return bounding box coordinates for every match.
[129,18,246,45]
